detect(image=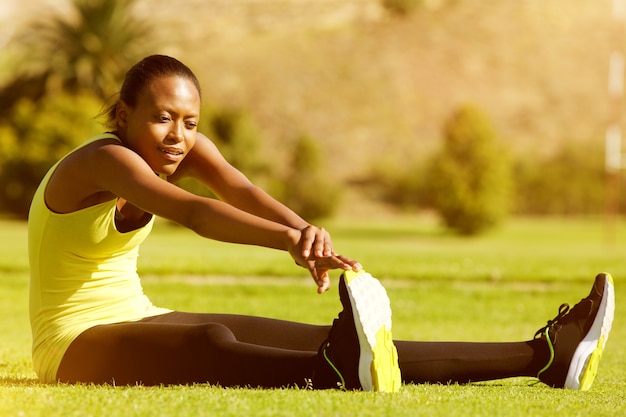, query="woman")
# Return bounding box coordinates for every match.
[28,55,614,391]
